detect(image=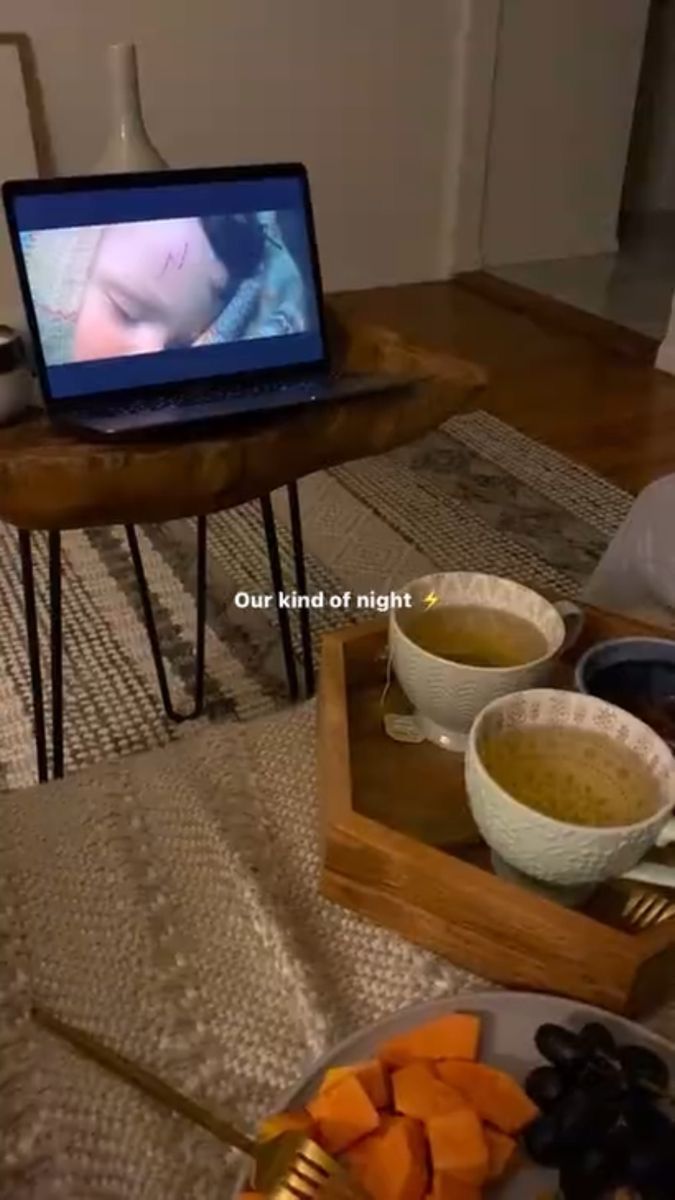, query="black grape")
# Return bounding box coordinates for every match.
[534,1023,584,1071]
[621,1095,675,1143]
[619,1043,670,1093]
[578,1020,617,1060]
[527,1018,675,1197]
[524,1065,565,1110]
[555,1087,617,1151]
[559,1145,617,1200]
[626,1136,675,1192]
[522,1113,563,1166]
[576,1056,625,1096]
[632,1190,673,1200]
[600,1115,630,1165]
